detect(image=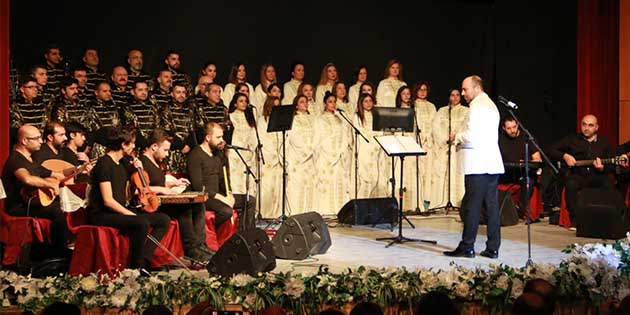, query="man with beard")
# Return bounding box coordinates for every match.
[82,48,107,95]
[121,81,159,145]
[33,121,68,163]
[164,51,192,94]
[499,117,542,219]
[1,125,71,258]
[161,82,195,174]
[139,129,212,262]
[110,66,131,107]
[153,69,172,111]
[126,49,153,91]
[51,78,89,126]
